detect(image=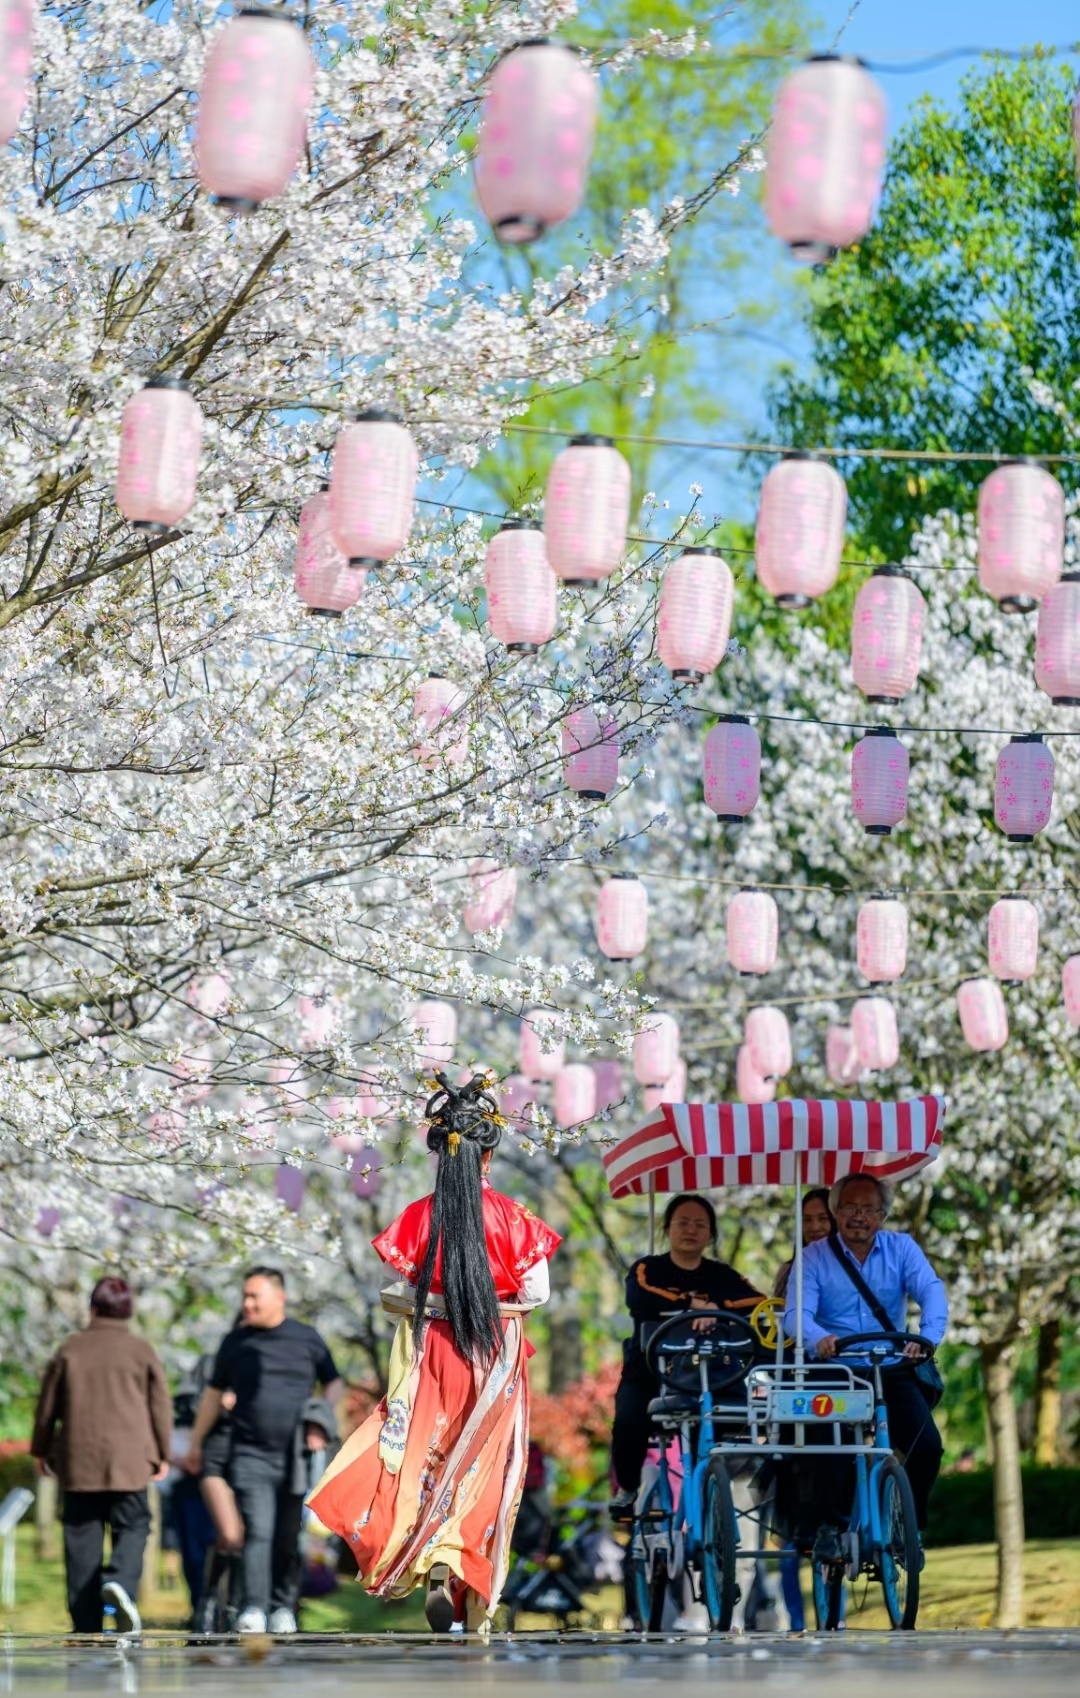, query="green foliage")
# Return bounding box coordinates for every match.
[478,0,809,507]
[926,1467,1080,1549]
[769,55,1080,557]
[0,1449,35,1496]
